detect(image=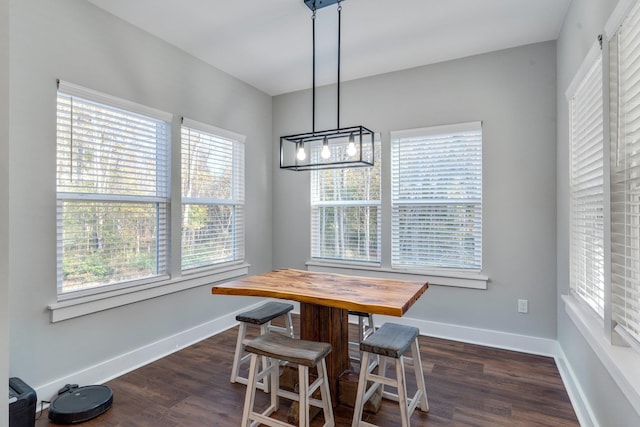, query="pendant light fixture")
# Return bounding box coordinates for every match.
[280,0,375,171]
